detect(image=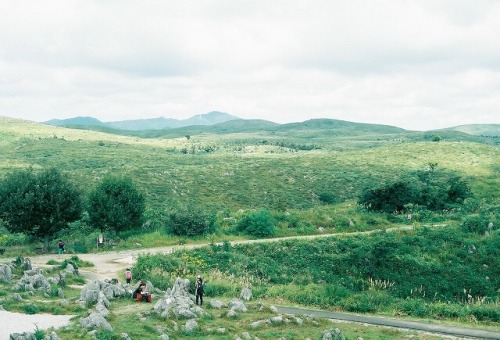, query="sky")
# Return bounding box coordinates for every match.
[0,1,499,131]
